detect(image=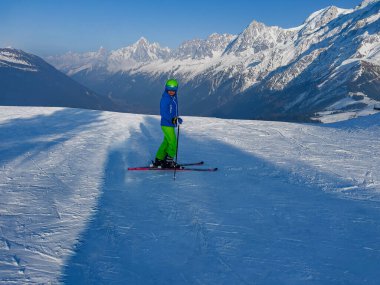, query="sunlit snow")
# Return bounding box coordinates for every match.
[1,106,380,284]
